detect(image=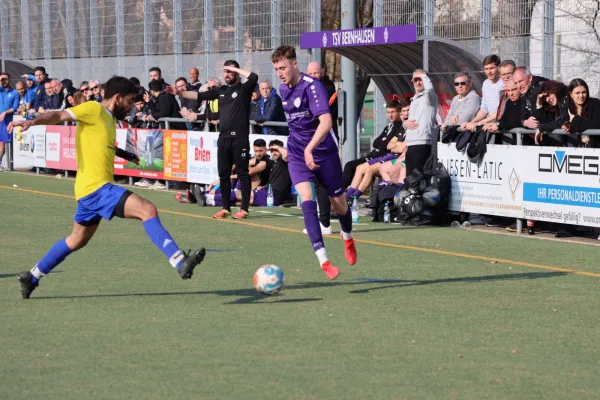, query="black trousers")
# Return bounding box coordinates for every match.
[342,157,367,189]
[217,137,251,211]
[405,145,431,176]
[315,179,332,227]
